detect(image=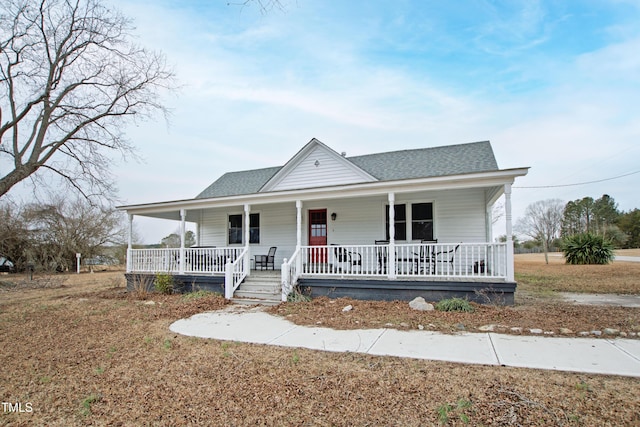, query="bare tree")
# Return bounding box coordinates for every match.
[0,0,174,200]
[22,195,127,271]
[515,199,564,264]
[230,0,285,14]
